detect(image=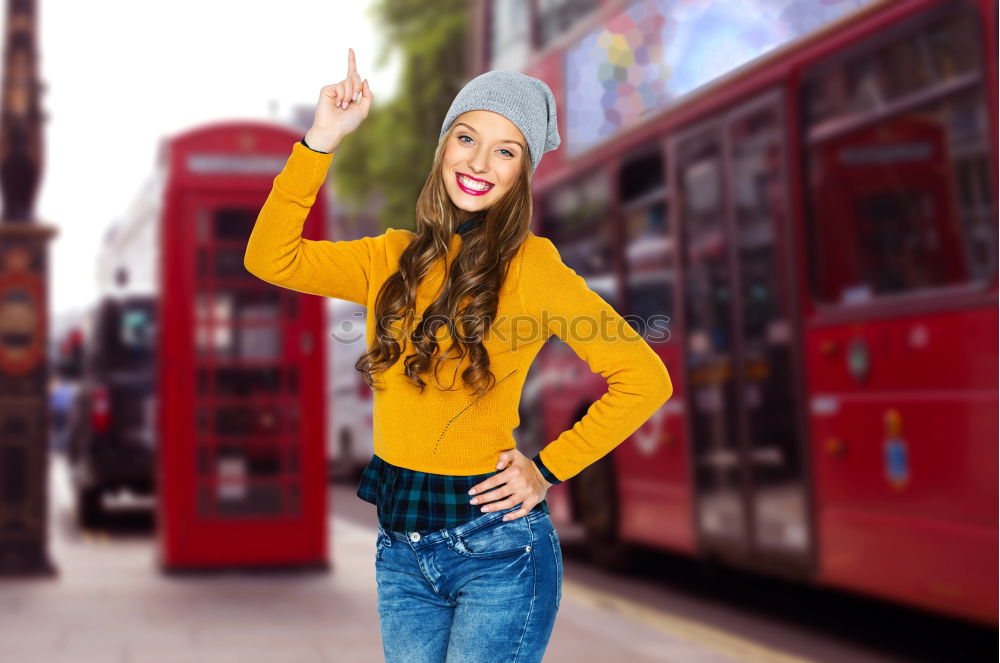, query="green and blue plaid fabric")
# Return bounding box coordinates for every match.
[353,210,564,534]
[356,452,562,534]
